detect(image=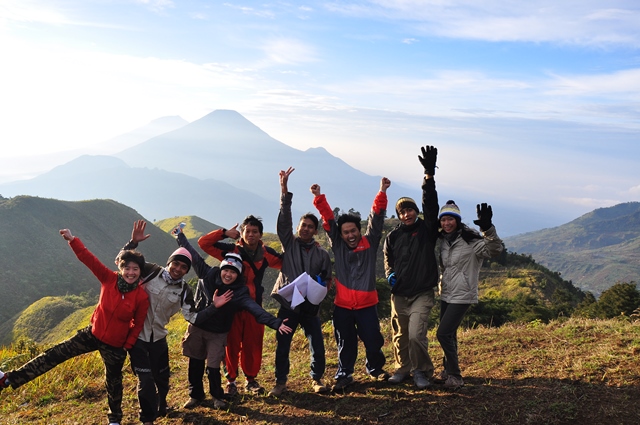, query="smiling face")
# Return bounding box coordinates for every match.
[221,268,239,285]
[398,207,418,226]
[297,218,318,243]
[440,215,458,234]
[241,224,262,250]
[340,222,362,249]
[119,261,141,284]
[167,260,189,280]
